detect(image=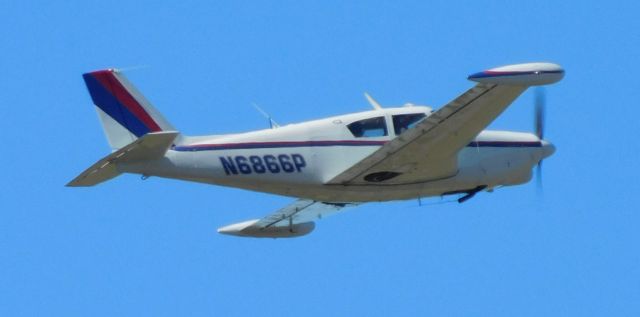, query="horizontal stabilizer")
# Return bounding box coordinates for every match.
[67,131,179,187]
